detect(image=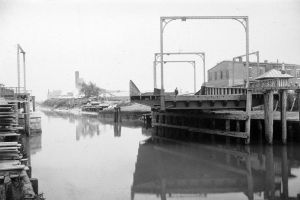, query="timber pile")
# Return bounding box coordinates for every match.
[0,103,36,199]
